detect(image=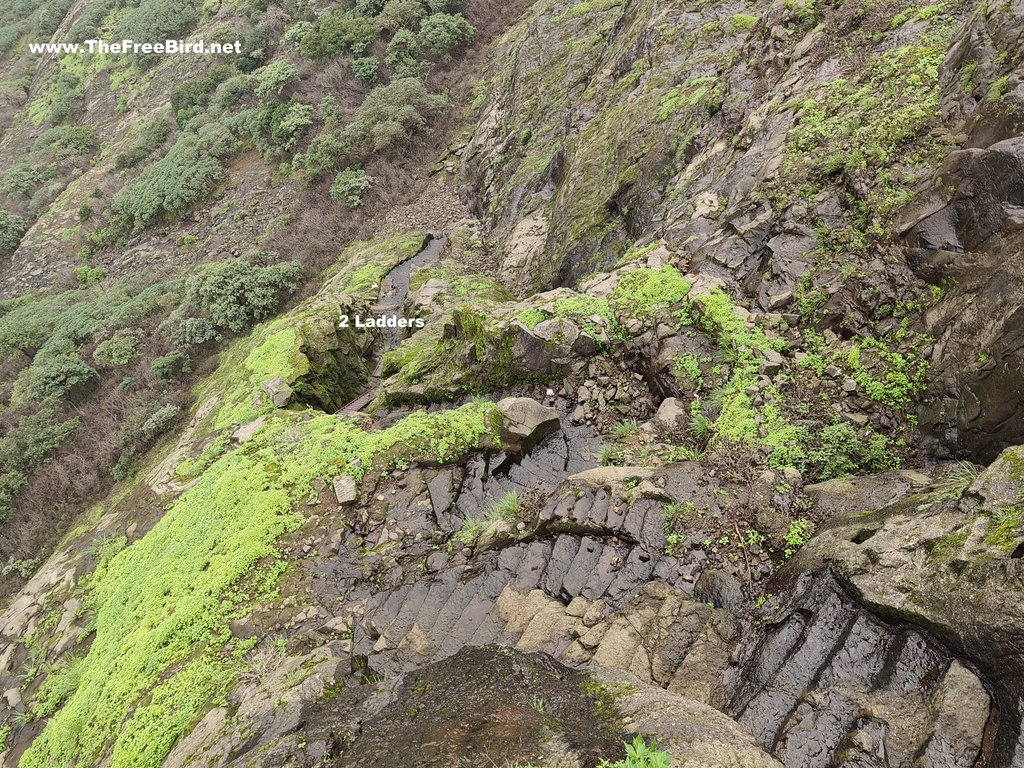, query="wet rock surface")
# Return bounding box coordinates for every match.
[777,445,1024,765]
[332,646,625,768]
[725,573,990,768]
